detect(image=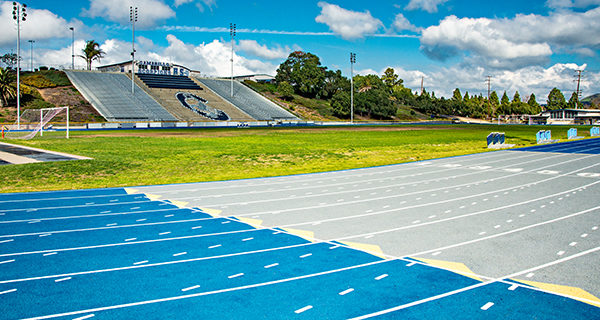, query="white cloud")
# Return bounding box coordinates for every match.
[420,8,600,69]
[315,2,383,40]
[174,0,193,6]
[392,13,420,32]
[173,0,216,12]
[546,0,600,9]
[383,63,599,103]
[405,0,449,13]
[236,40,291,60]
[0,1,83,47]
[83,0,175,29]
